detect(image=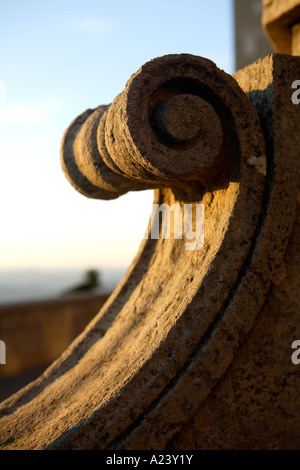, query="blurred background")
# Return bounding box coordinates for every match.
[0,0,236,304]
[0,0,273,399]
